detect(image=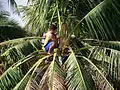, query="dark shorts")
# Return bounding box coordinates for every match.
[44,41,53,52]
